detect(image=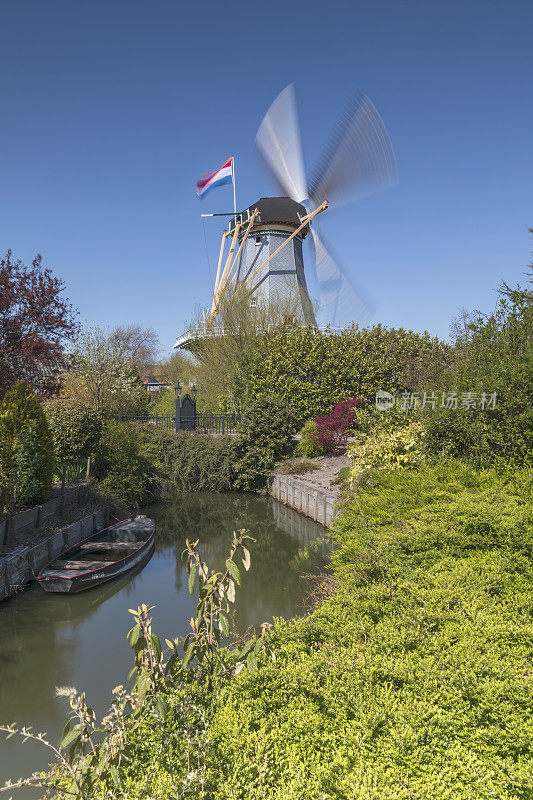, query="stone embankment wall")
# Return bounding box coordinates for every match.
[0,489,106,602]
[269,474,338,528]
